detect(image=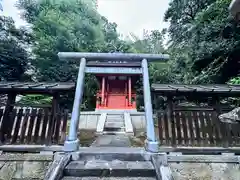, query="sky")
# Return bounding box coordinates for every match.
[1,0,26,27]
[97,0,170,38]
[1,0,170,39]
